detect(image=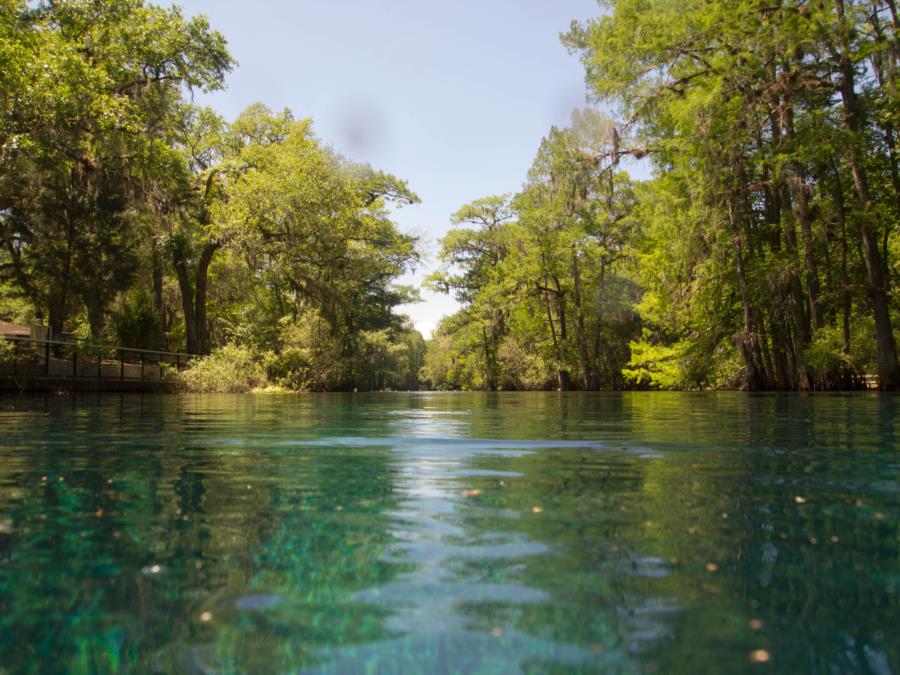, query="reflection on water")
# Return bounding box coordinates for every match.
[0,393,897,673]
